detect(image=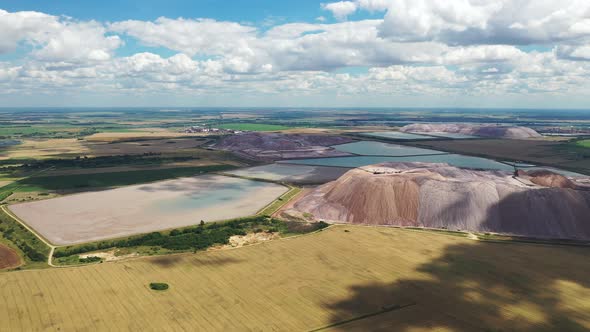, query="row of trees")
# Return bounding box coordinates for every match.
[17,153,195,170]
[0,222,47,262]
